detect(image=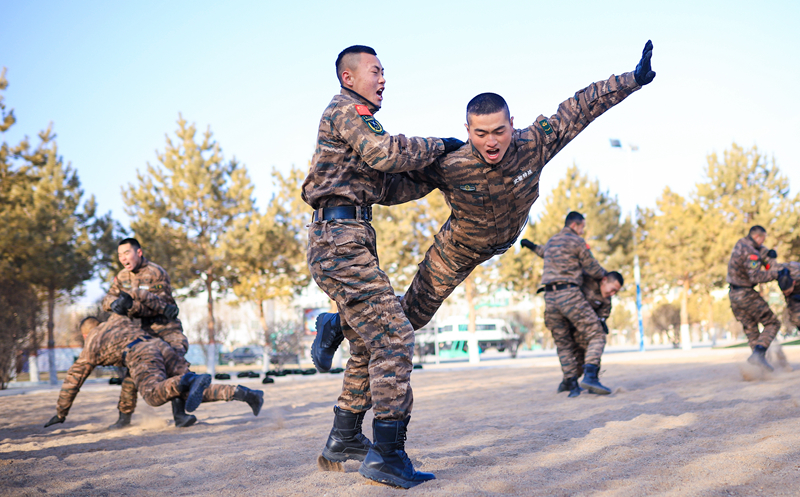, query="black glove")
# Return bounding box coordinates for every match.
[520,239,537,251]
[767,249,778,259]
[441,138,465,155]
[778,268,793,291]
[44,415,65,428]
[164,304,179,320]
[634,40,656,86]
[600,321,609,335]
[110,291,133,316]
